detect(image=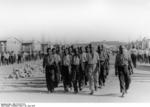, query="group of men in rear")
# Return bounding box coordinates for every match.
[43,44,110,95]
